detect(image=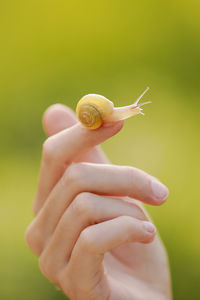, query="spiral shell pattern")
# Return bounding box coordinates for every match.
[77,104,103,129]
[76,94,114,129]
